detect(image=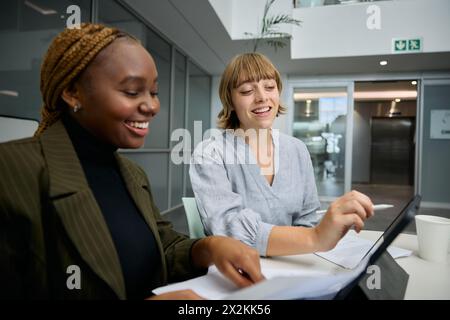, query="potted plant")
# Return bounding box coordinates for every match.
[245,0,302,52]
